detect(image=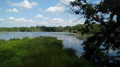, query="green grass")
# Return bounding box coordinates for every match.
[0,37,93,67]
